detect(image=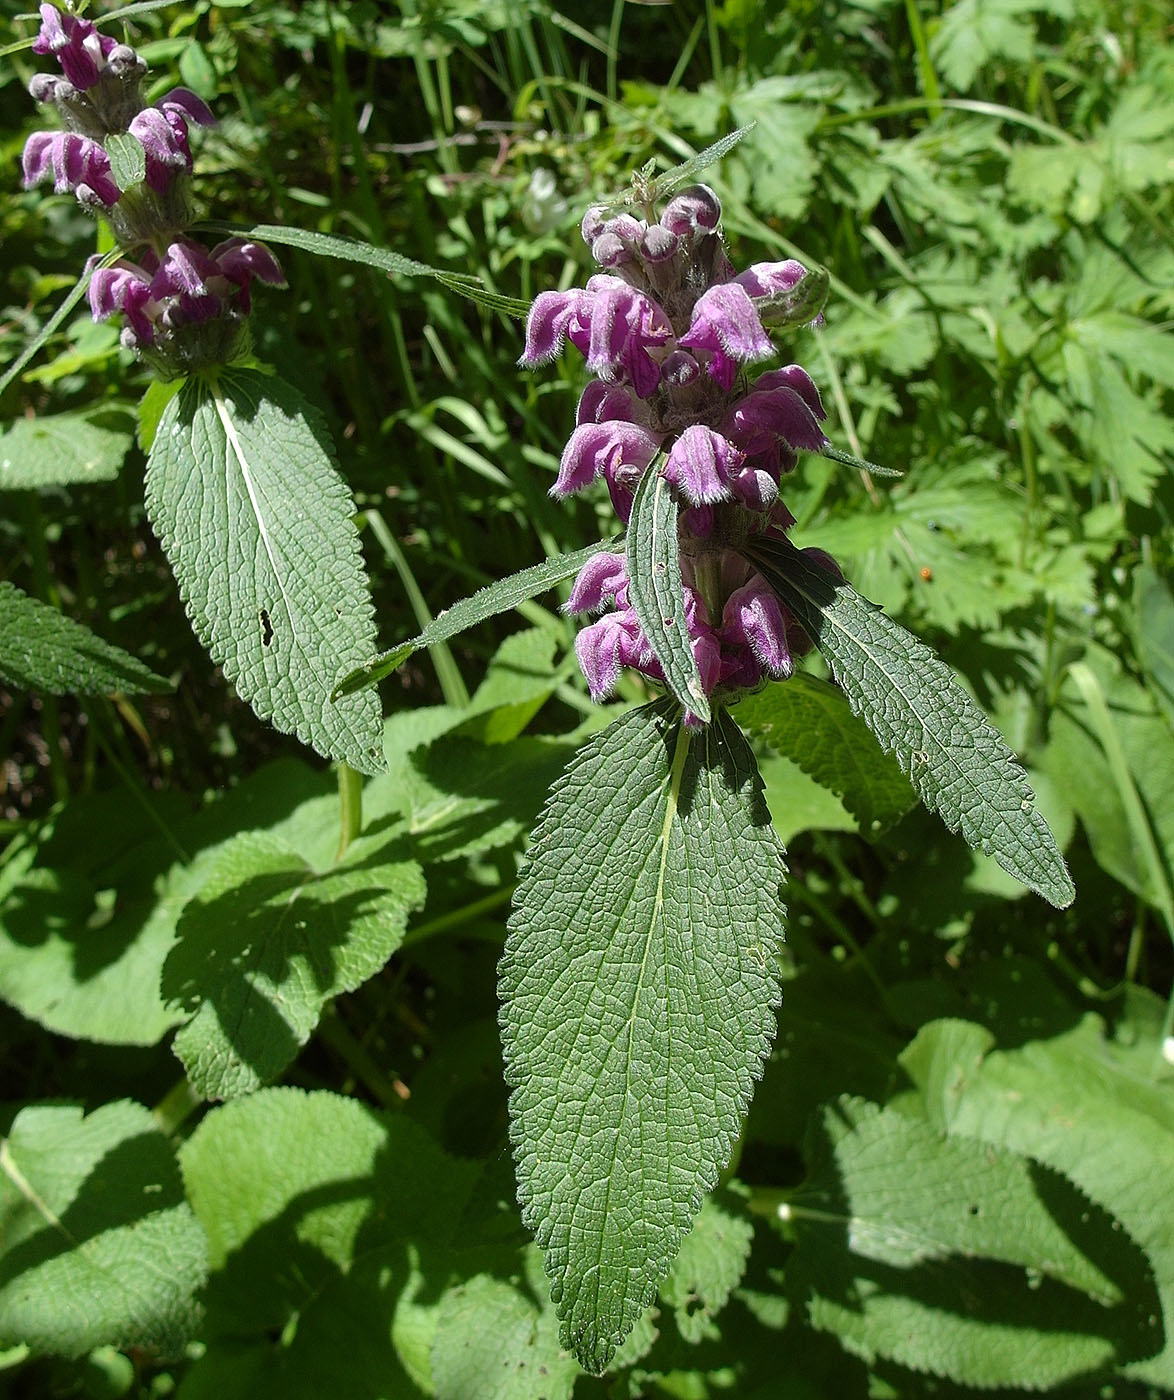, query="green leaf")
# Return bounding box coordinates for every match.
[0,1100,207,1358]
[105,132,146,190]
[162,829,425,1099]
[626,468,710,722]
[334,537,618,698]
[145,368,385,773]
[659,1189,755,1344]
[0,267,95,399]
[746,535,1074,906]
[1136,563,1174,728]
[465,627,559,744]
[819,443,904,479]
[500,704,784,1371]
[1041,647,1174,920]
[899,1009,1174,1386]
[431,1274,580,1400]
[735,673,916,839]
[0,413,130,489]
[406,734,576,864]
[787,1095,1160,1388]
[137,378,184,454]
[0,582,170,697]
[179,1088,478,1399]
